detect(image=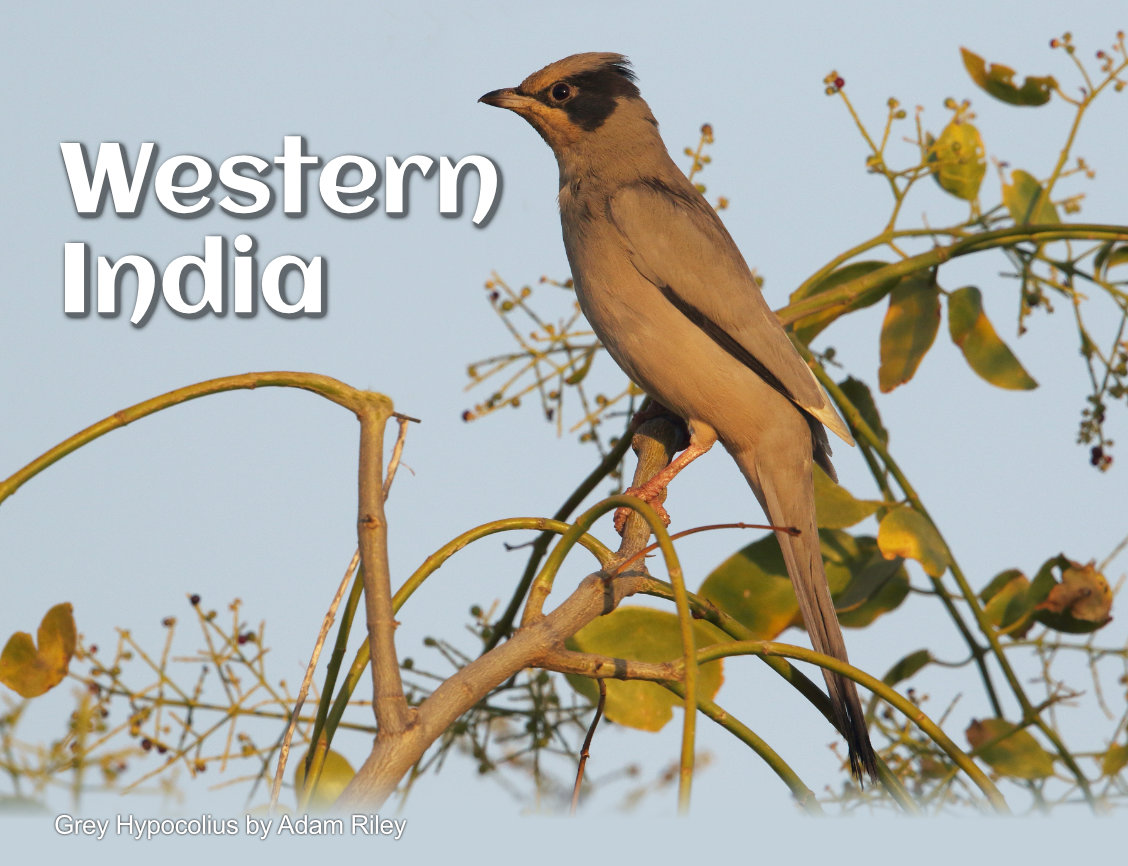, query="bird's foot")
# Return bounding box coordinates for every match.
[614,481,671,534]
